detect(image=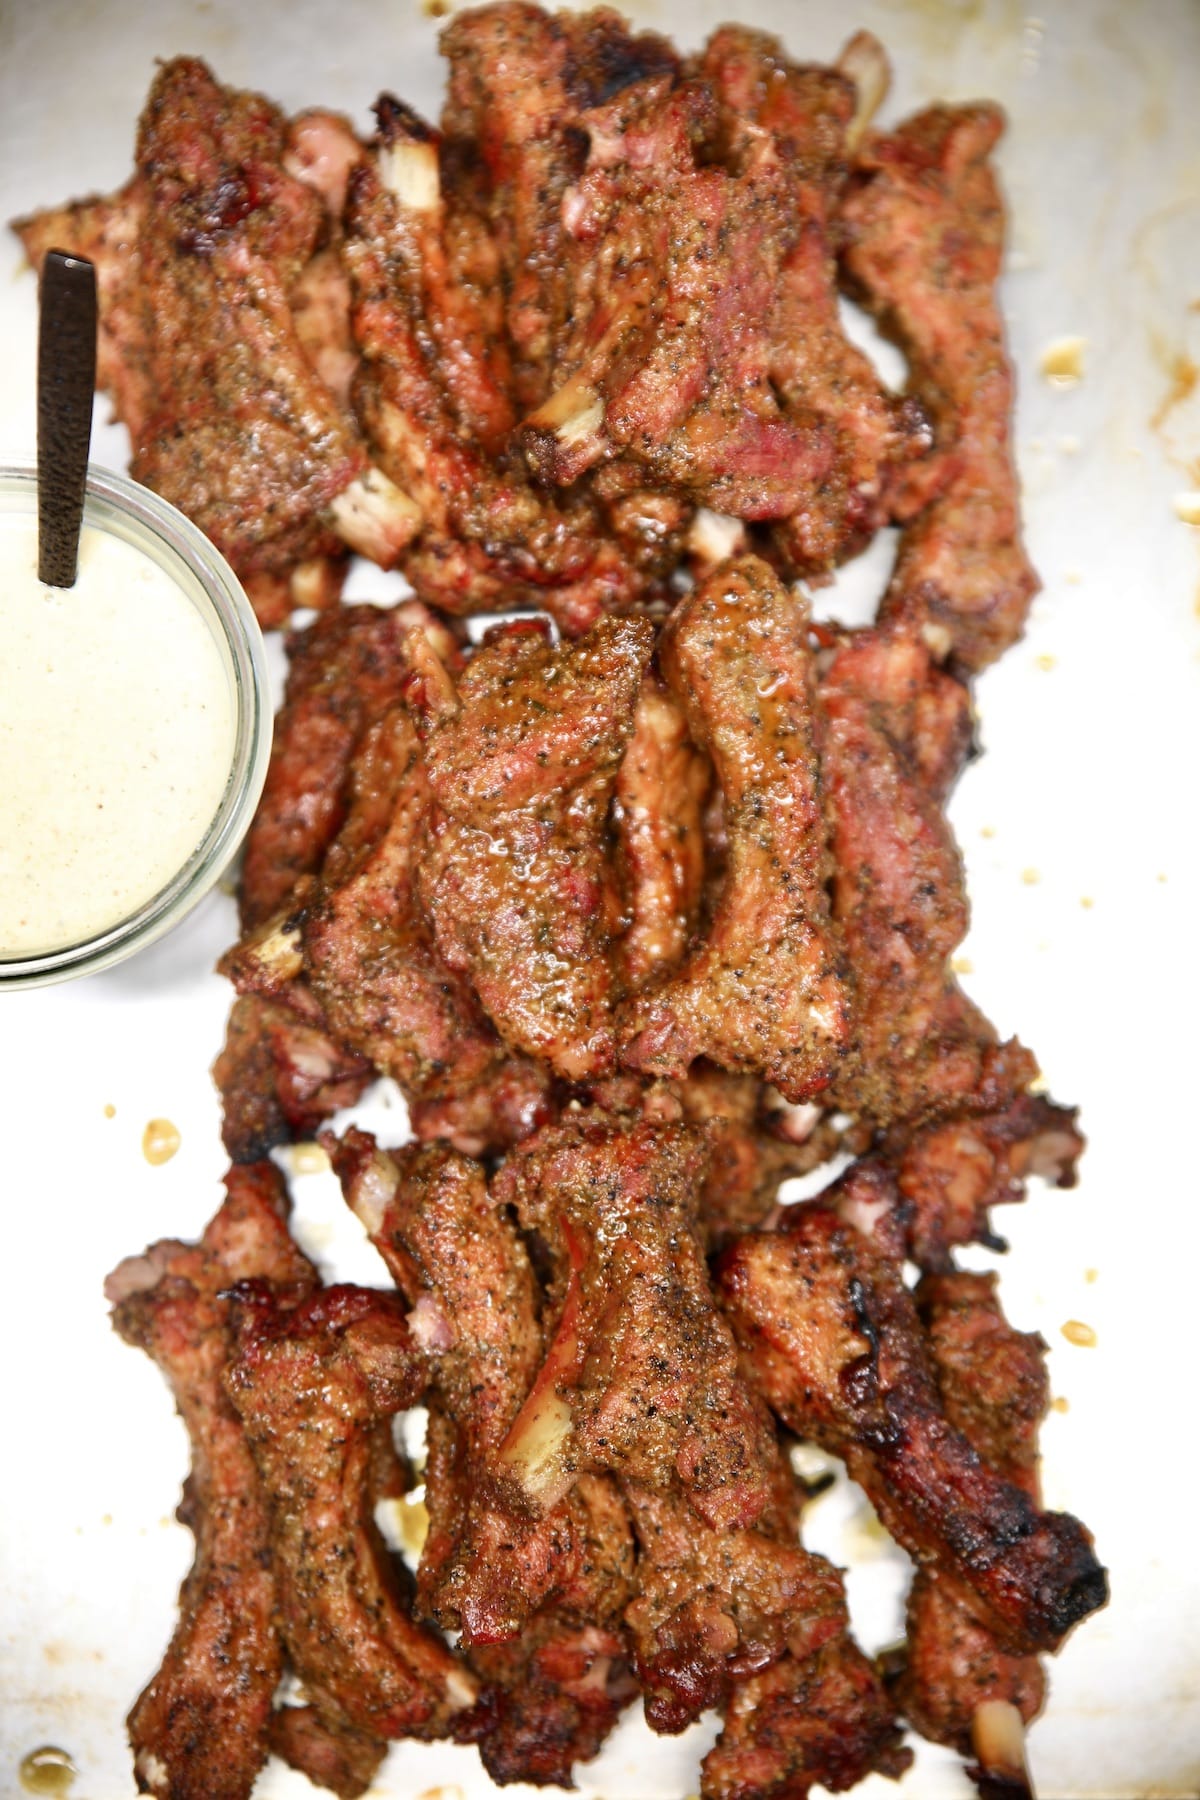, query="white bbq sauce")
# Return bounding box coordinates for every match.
[0,511,236,956]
